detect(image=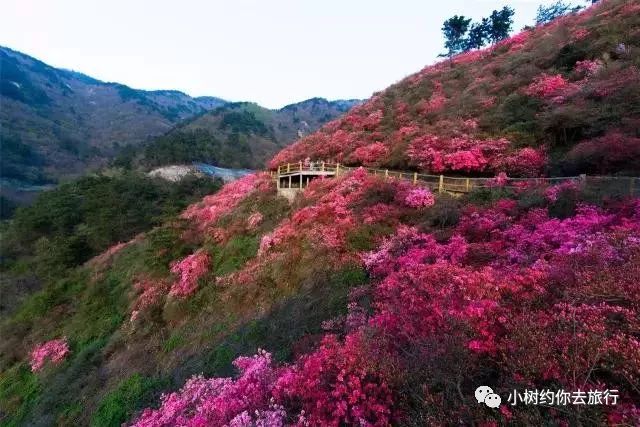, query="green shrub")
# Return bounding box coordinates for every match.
[91,374,168,427]
[2,172,221,282]
[212,236,259,276]
[0,364,40,427]
[346,224,393,251]
[163,333,185,353]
